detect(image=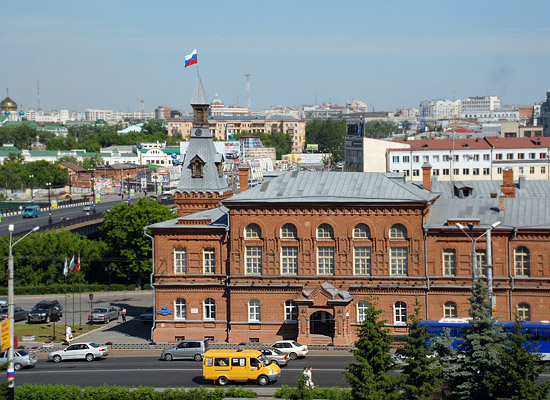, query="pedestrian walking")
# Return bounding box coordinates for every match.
[121,307,127,323]
[307,366,314,388]
[65,325,73,344]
